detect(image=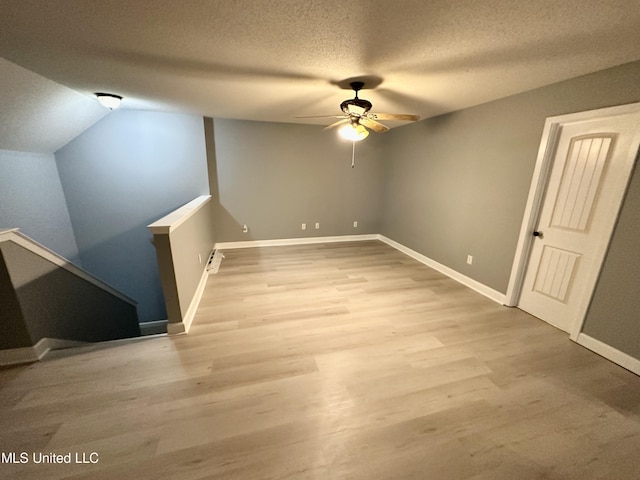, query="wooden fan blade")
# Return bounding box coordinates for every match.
[359,117,390,133]
[295,114,348,119]
[323,119,351,130]
[369,113,420,121]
